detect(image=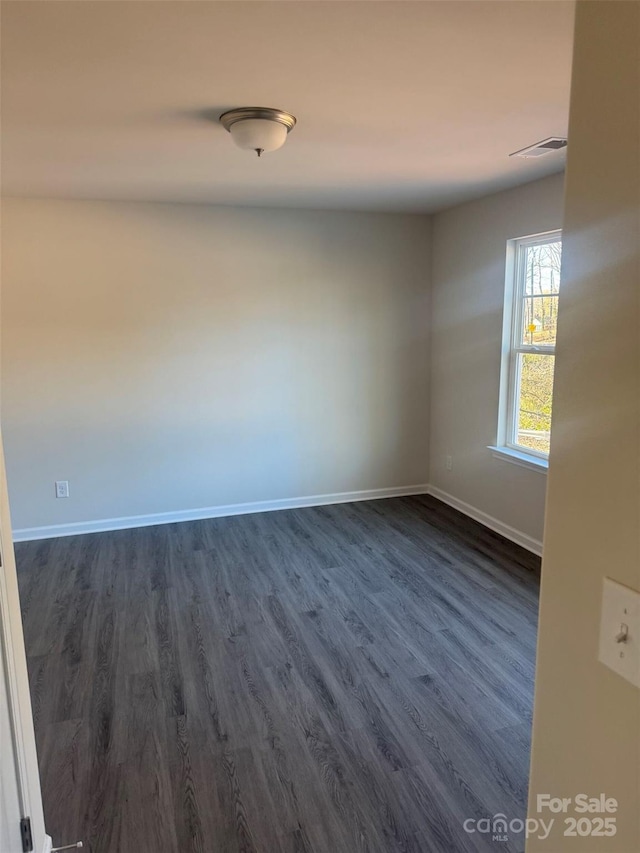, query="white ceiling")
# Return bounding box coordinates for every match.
[1,1,575,213]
